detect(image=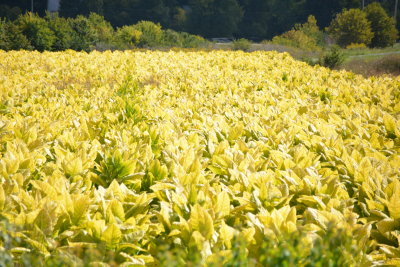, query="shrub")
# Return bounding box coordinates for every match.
[272,30,319,51]
[232,38,251,51]
[161,29,184,47]
[87,13,115,46]
[321,45,346,69]
[133,21,163,47]
[0,20,32,51]
[294,15,324,46]
[272,15,323,51]
[115,25,142,49]
[14,12,55,52]
[365,2,398,48]
[68,15,97,52]
[45,13,74,51]
[346,43,367,49]
[327,9,374,47]
[180,33,209,48]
